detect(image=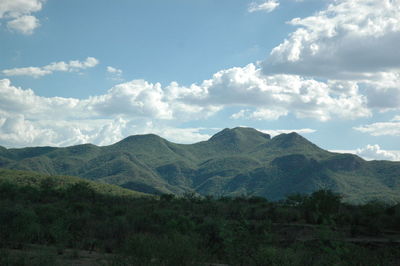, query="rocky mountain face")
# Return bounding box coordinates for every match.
[1,127,399,203]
